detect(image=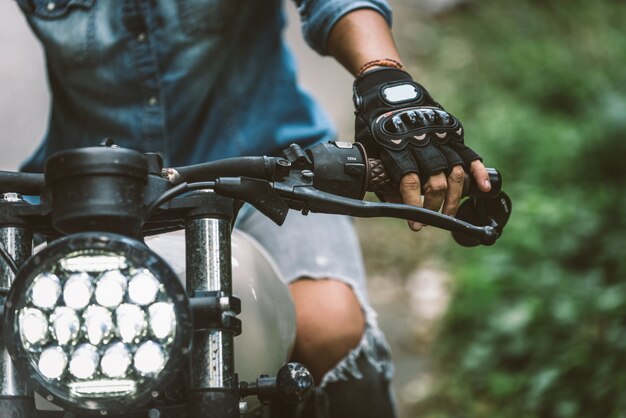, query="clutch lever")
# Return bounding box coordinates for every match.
[272,183,499,246]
